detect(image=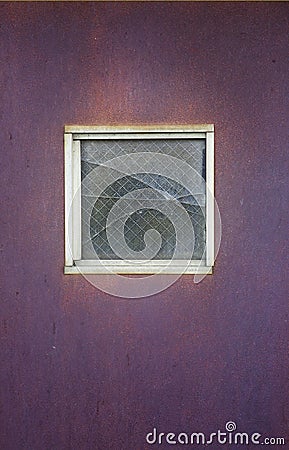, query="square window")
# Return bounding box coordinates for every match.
[64,125,214,274]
